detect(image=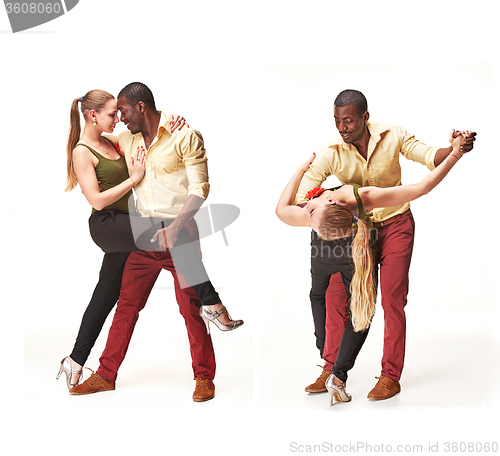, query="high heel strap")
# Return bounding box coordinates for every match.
[56,356,83,389]
[199,305,244,333]
[325,374,352,405]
